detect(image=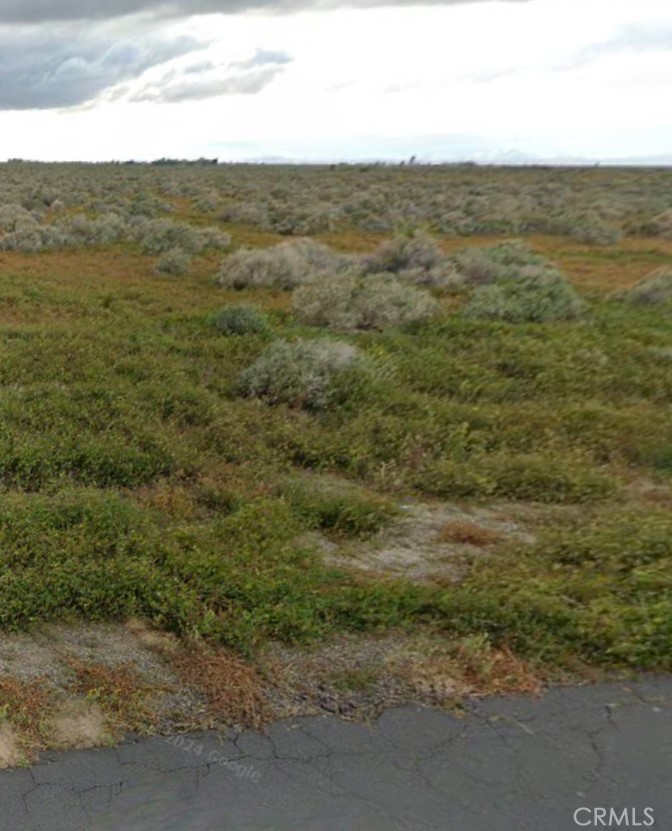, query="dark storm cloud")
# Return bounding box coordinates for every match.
[0,0,531,24]
[0,30,204,109]
[130,49,291,102]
